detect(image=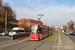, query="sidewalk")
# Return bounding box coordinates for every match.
[57,33,75,50]
[0,37,29,49]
